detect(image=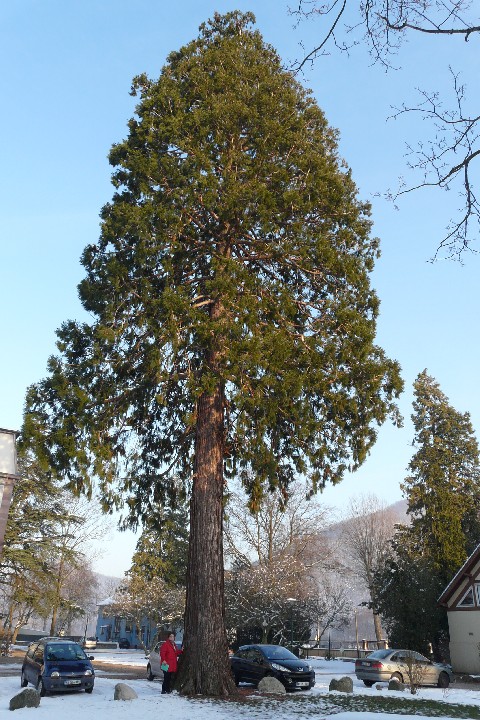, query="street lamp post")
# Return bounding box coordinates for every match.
[0,428,21,558]
[286,597,297,652]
